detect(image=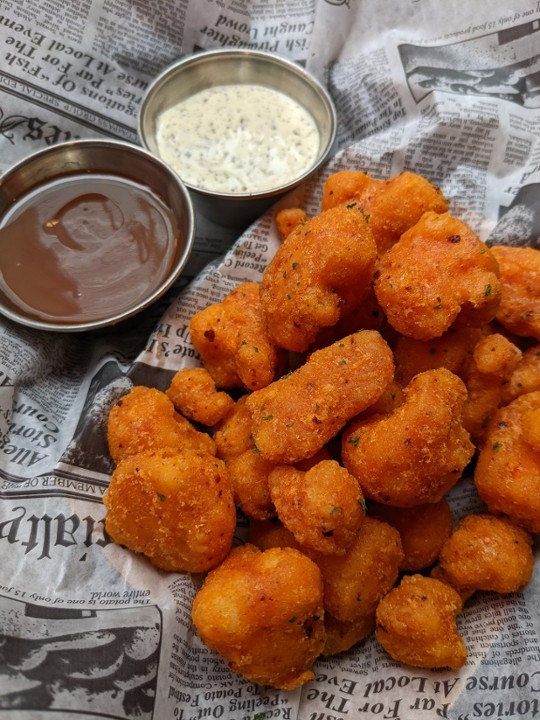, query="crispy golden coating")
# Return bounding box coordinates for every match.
[490,245,540,340]
[354,171,449,255]
[103,449,235,573]
[323,613,375,656]
[342,368,474,507]
[248,517,302,552]
[191,545,325,689]
[369,499,453,572]
[461,333,522,446]
[260,205,377,352]
[247,330,394,463]
[359,379,404,417]
[375,575,466,670]
[212,395,254,460]
[321,170,376,211]
[107,386,215,464]
[227,449,276,520]
[268,460,365,555]
[275,207,308,240]
[437,513,534,595]
[374,212,501,340]
[166,367,234,426]
[502,344,540,405]
[474,391,540,533]
[393,325,488,386]
[312,517,403,624]
[189,282,285,390]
